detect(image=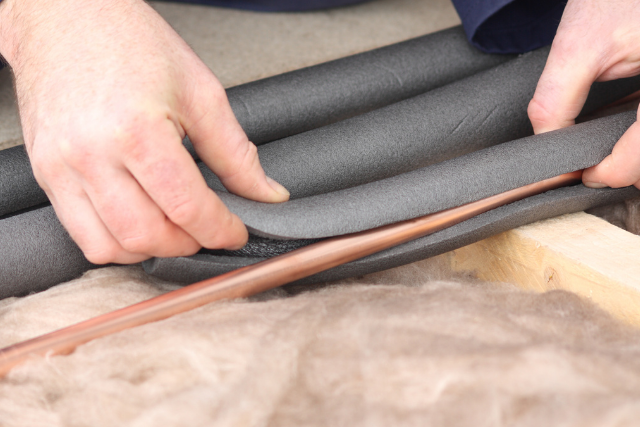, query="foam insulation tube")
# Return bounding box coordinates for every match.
[1,28,640,295]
